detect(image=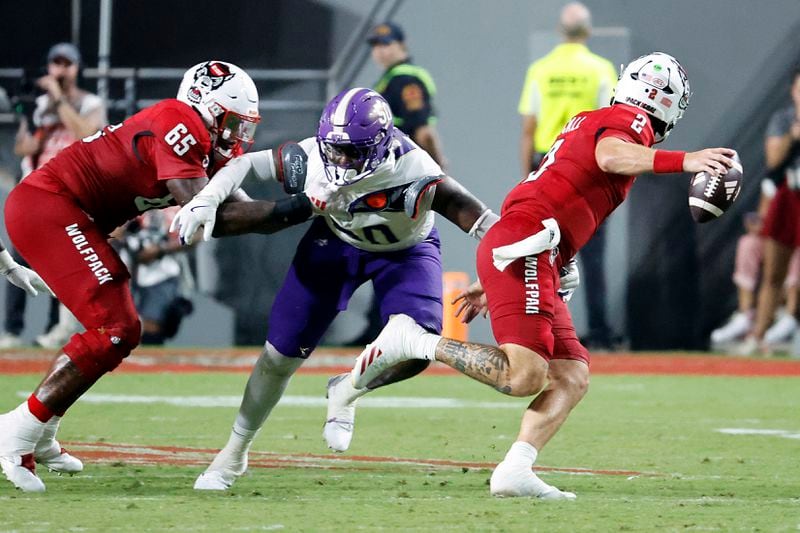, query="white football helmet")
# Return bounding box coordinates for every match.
[613,52,690,142]
[177,61,260,158]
